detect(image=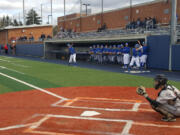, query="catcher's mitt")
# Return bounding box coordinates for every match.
[136,86,148,97]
